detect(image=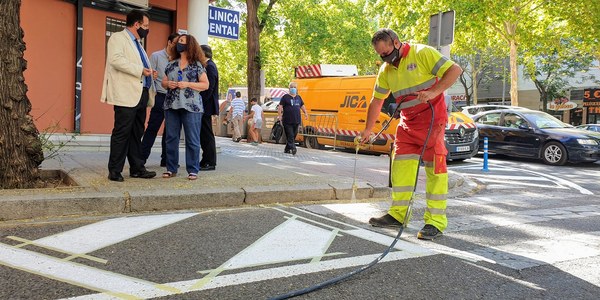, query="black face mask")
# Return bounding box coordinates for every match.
[176,43,187,53]
[380,45,400,65]
[137,27,149,39]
